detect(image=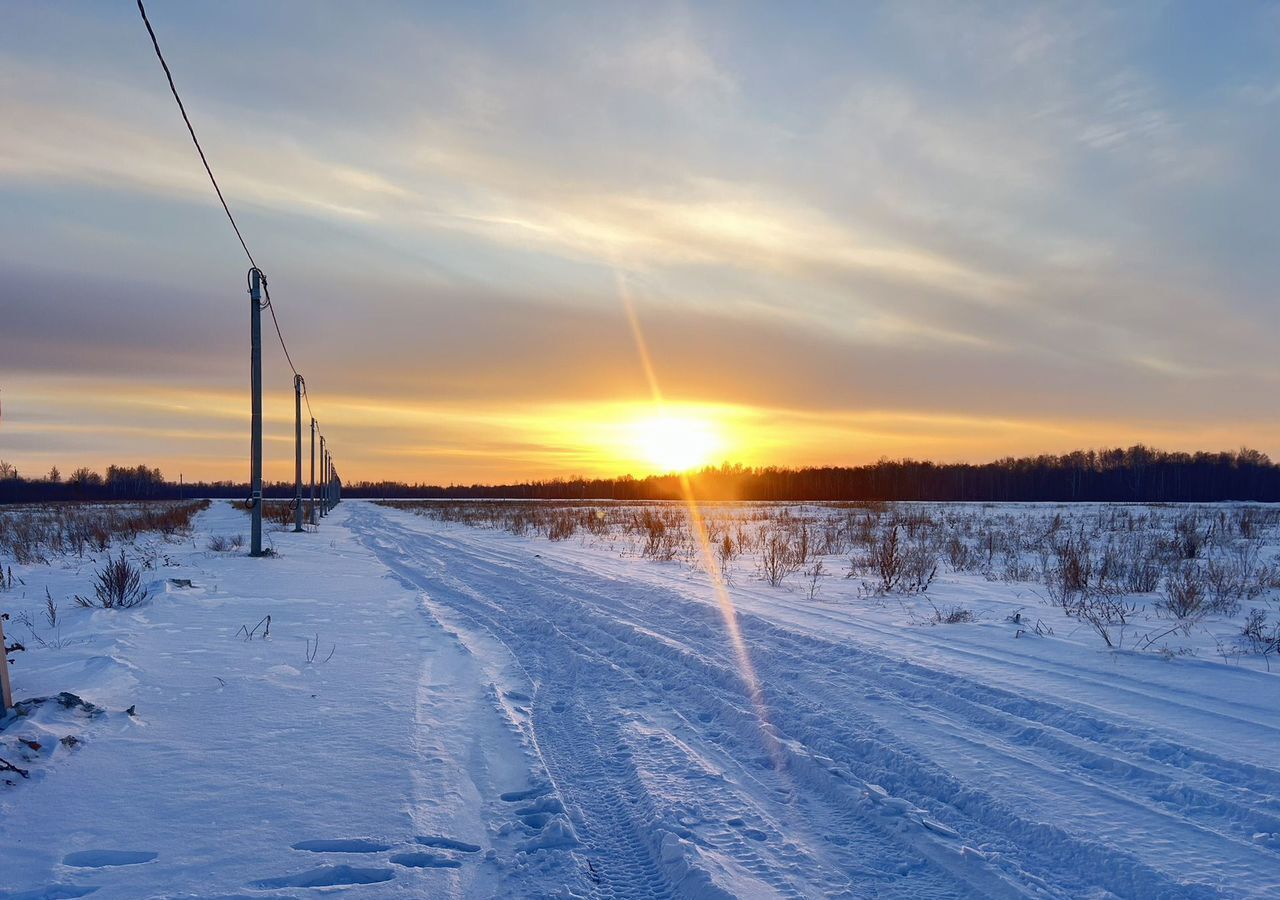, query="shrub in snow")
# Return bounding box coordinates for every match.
[925,600,975,625]
[75,553,150,609]
[760,528,799,586]
[1072,594,1139,649]
[1044,532,1094,606]
[850,524,936,594]
[1239,609,1280,665]
[1159,562,1207,619]
[1173,512,1213,560]
[804,560,826,600]
[638,509,681,561]
[208,533,245,552]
